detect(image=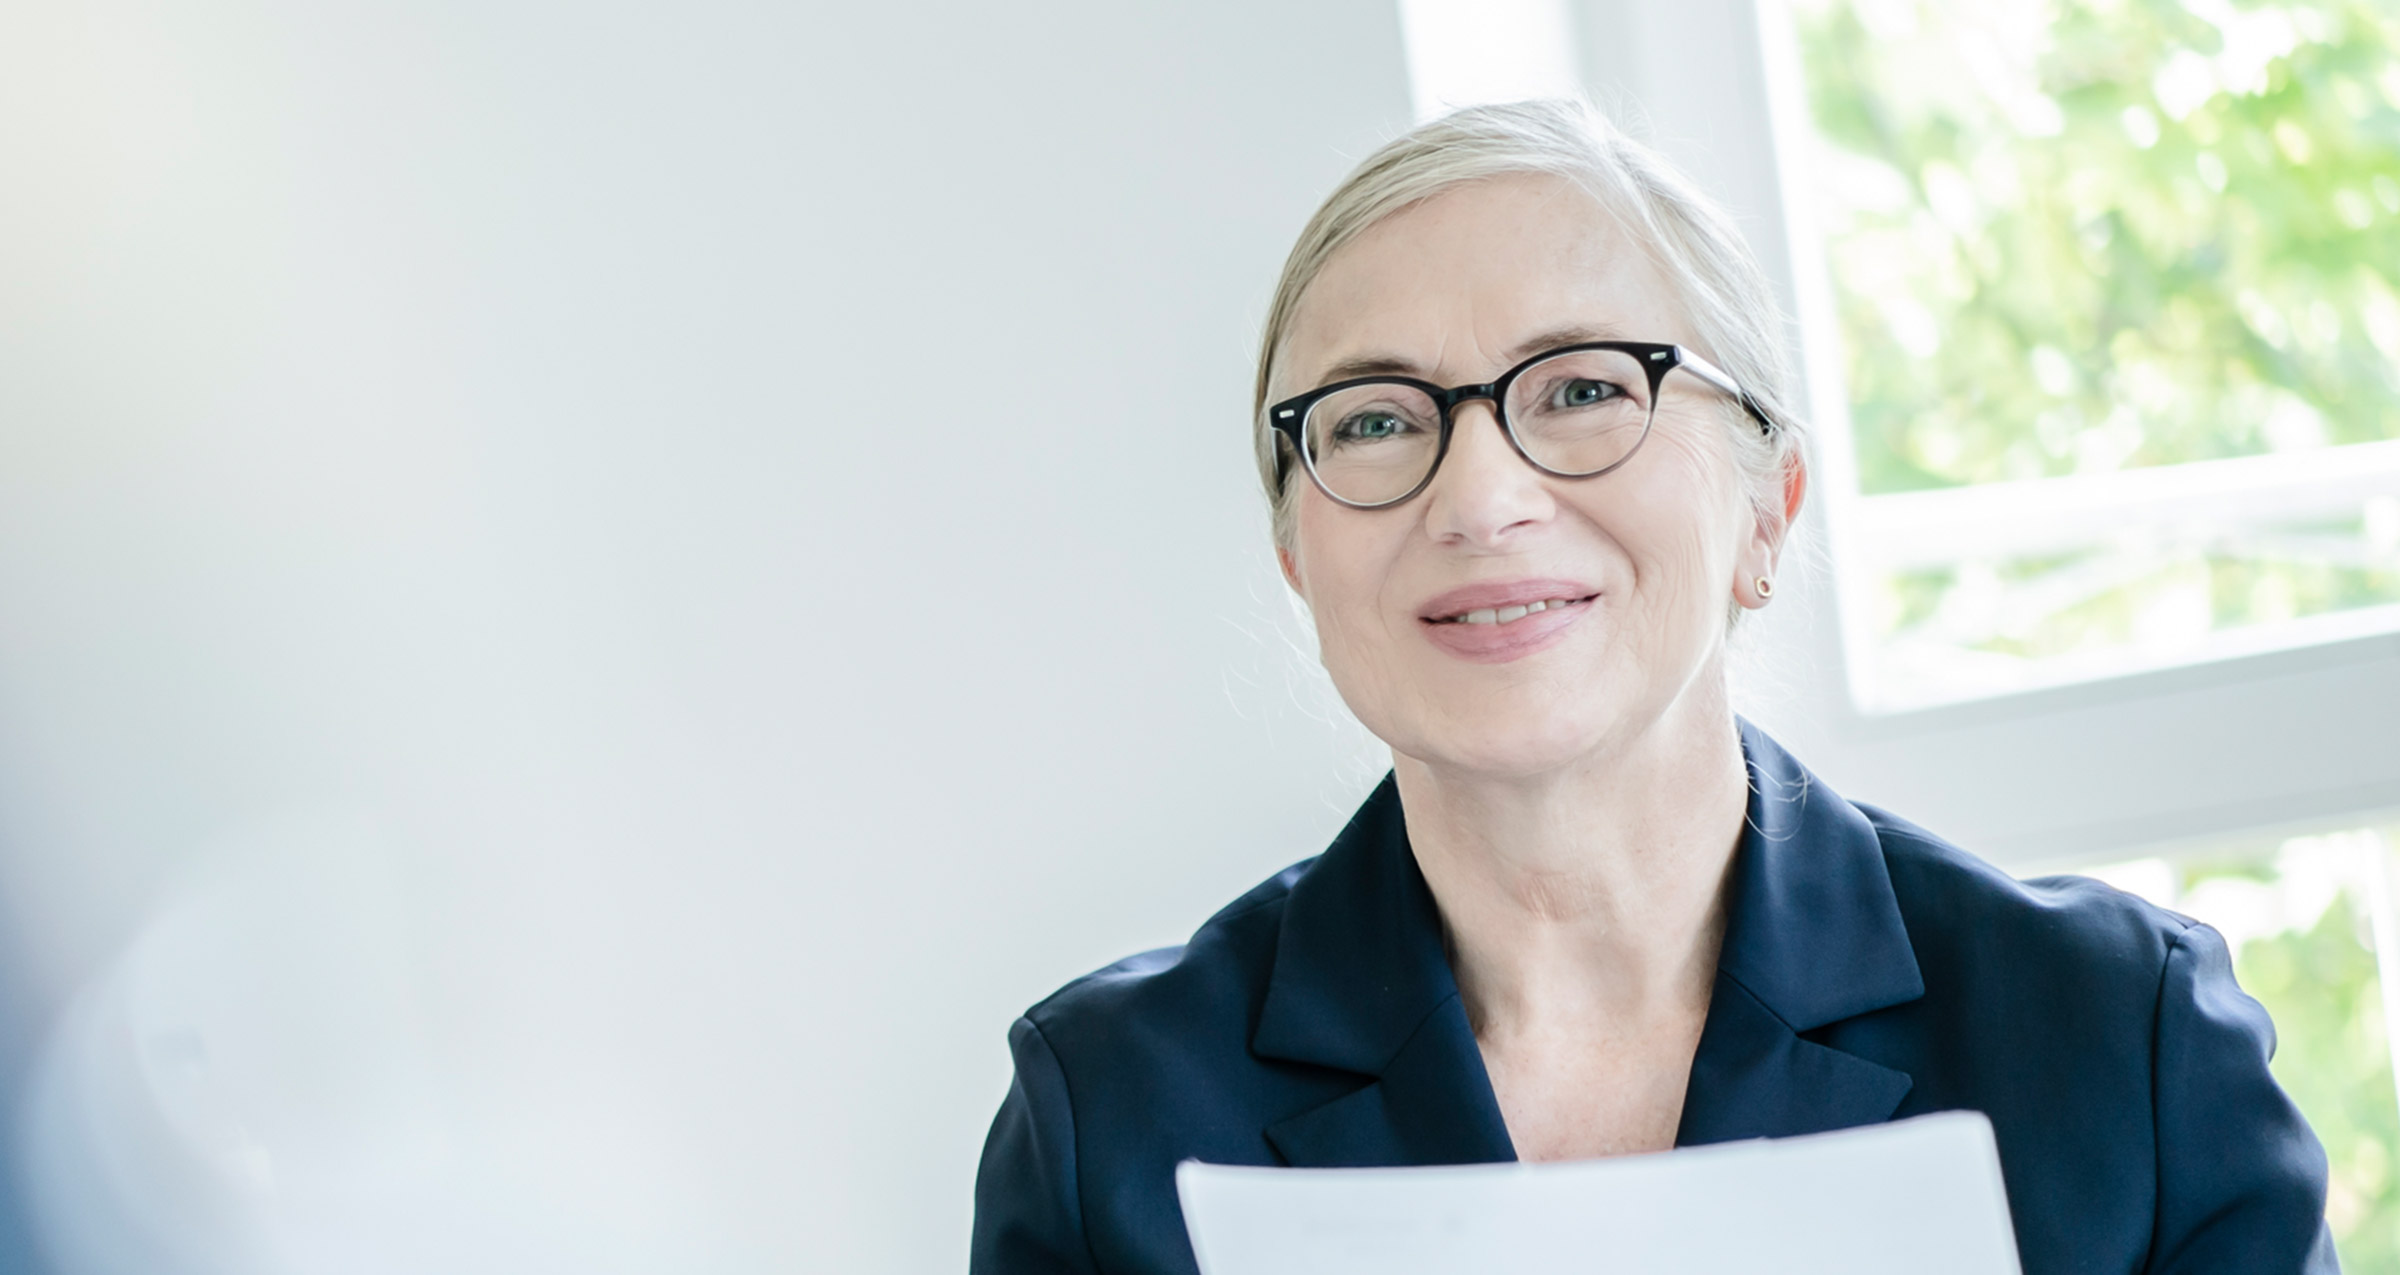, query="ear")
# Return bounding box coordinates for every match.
[1738,451,1808,608]
[1778,449,1809,529]
[1276,545,1304,596]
